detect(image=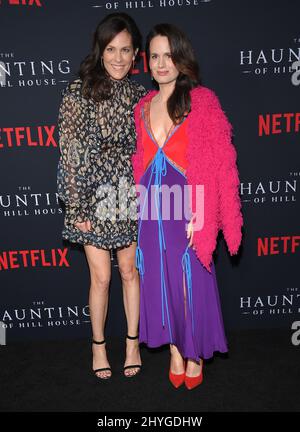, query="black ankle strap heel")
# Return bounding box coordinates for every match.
[92,339,112,379]
[92,339,105,345]
[124,334,142,378]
